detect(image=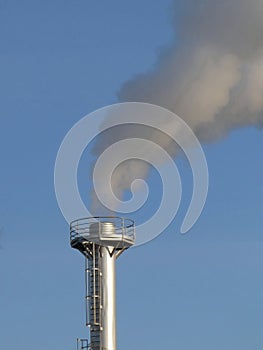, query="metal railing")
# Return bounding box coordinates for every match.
[70,217,135,244]
[76,338,90,350]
